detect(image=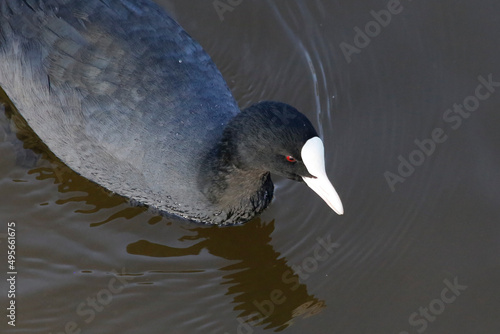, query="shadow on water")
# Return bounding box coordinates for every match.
[127,218,325,331]
[1,89,326,332]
